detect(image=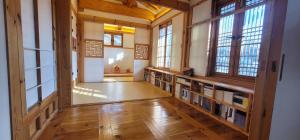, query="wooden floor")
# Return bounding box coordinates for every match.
[39,98,247,140]
[72,82,171,105]
[103,77,134,82]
